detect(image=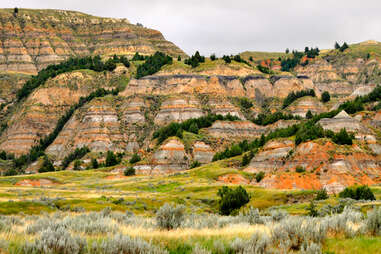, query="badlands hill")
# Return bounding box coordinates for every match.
[0,8,380,196]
